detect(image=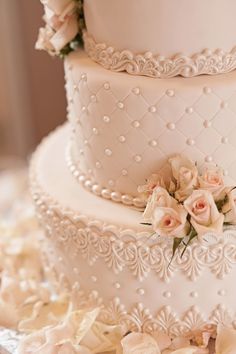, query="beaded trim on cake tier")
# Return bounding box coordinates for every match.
[83,31,236,79]
[65,141,146,208]
[30,128,236,336]
[30,134,236,283]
